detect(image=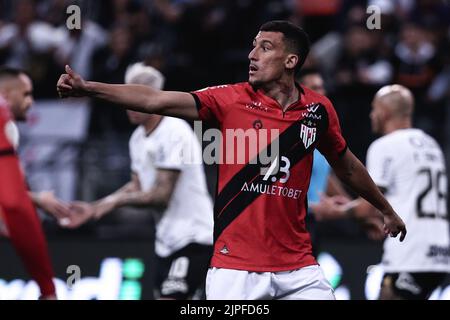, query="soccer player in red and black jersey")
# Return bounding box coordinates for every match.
[57,20,406,300]
[0,83,56,299]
